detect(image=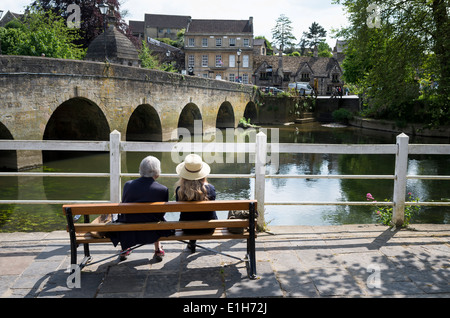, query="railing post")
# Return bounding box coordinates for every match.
[110,130,121,203]
[255,131,267,229]
[392,133,409,227]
